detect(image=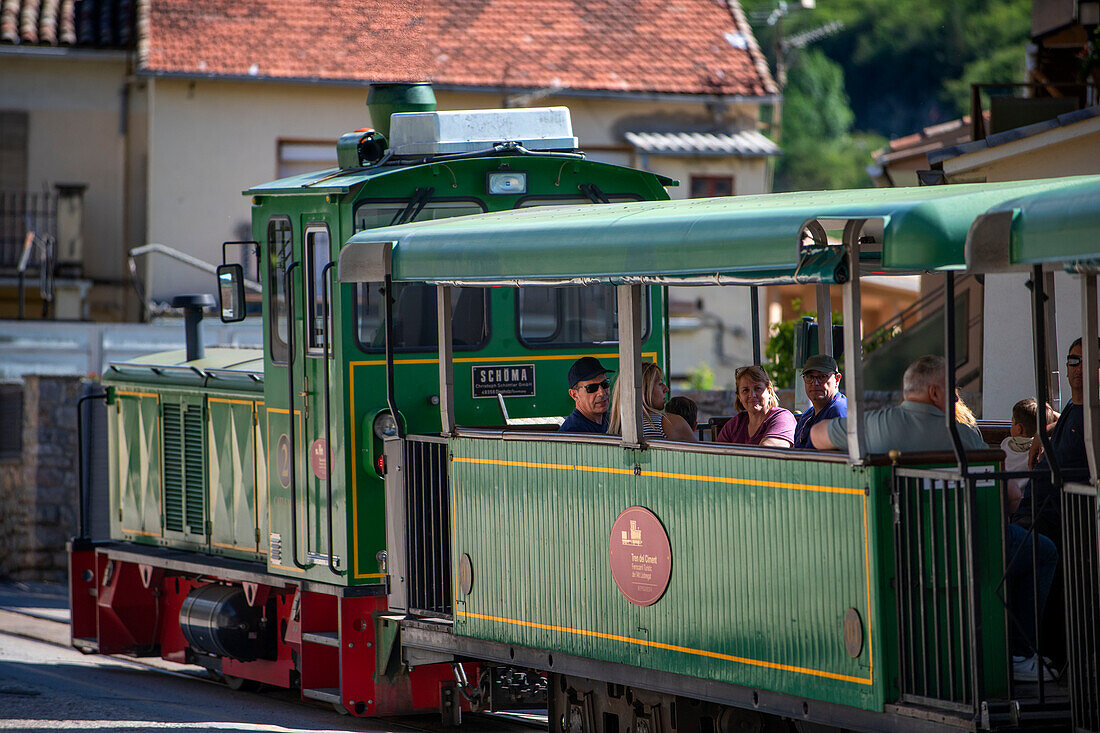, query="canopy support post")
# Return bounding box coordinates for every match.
[1045,271,1061,410]
[617,284,643,447]
[1031,265,1061,487]
[816,283,832,357]
[944,271,968,473]
[1081,274,1100,483]
[750,286,762,365]
[437,285,455,436]
[841,220,866,463]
